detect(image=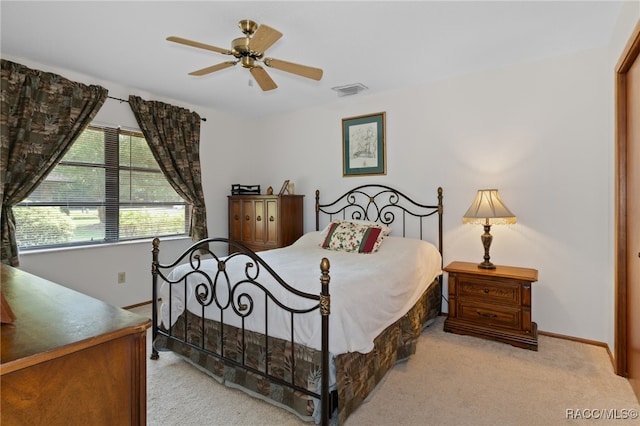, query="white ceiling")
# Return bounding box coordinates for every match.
[0,1,625,118]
